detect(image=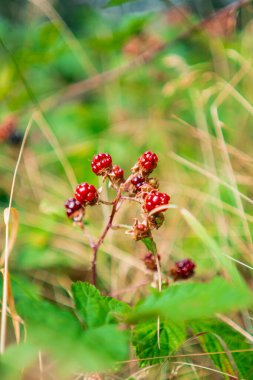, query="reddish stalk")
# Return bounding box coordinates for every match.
[90,175,134,286]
